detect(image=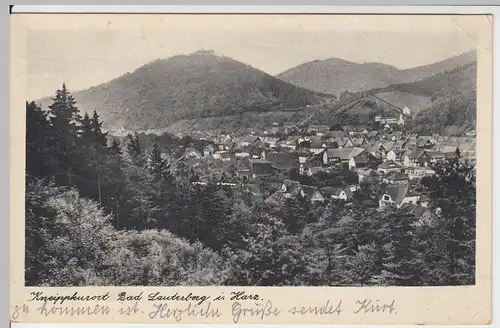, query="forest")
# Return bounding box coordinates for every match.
[25,84,476,287]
